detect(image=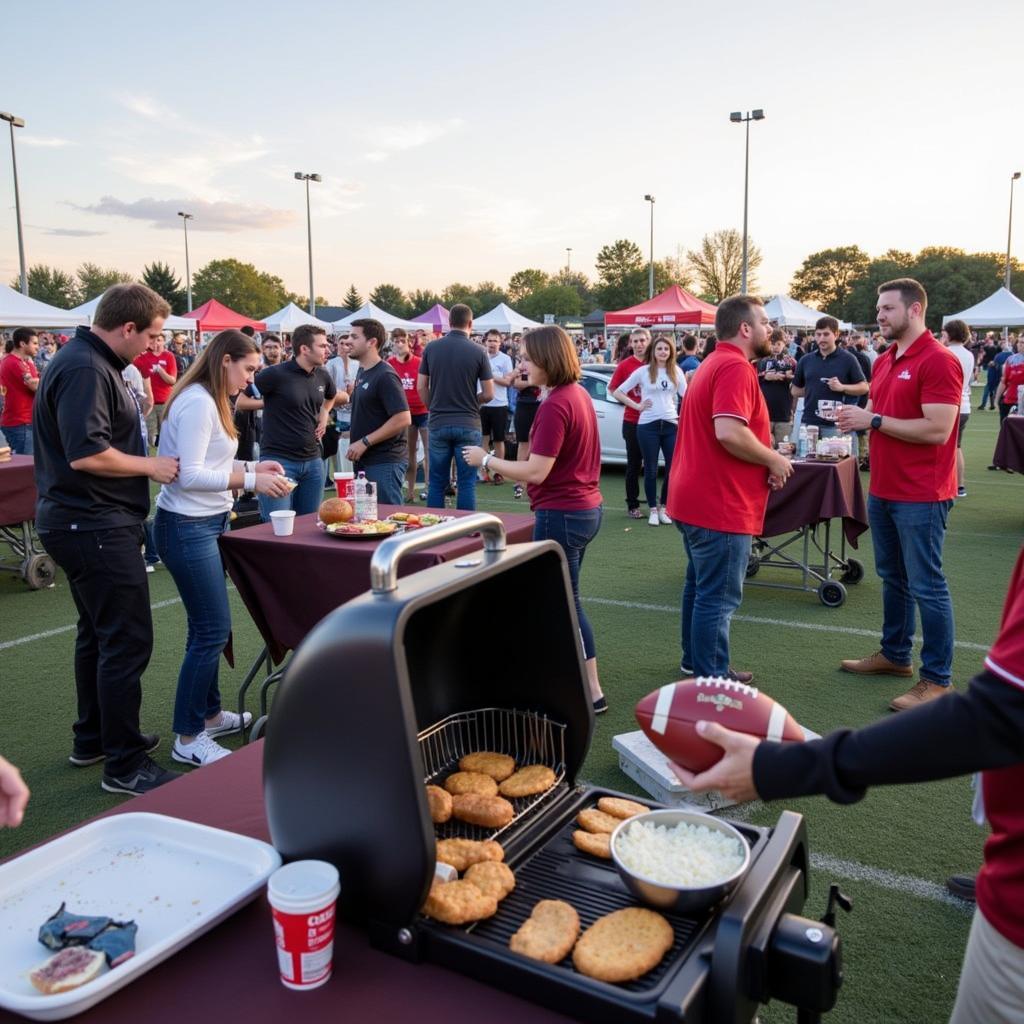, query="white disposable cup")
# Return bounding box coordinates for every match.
[270,510,296,537]
[268,860,341,990]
